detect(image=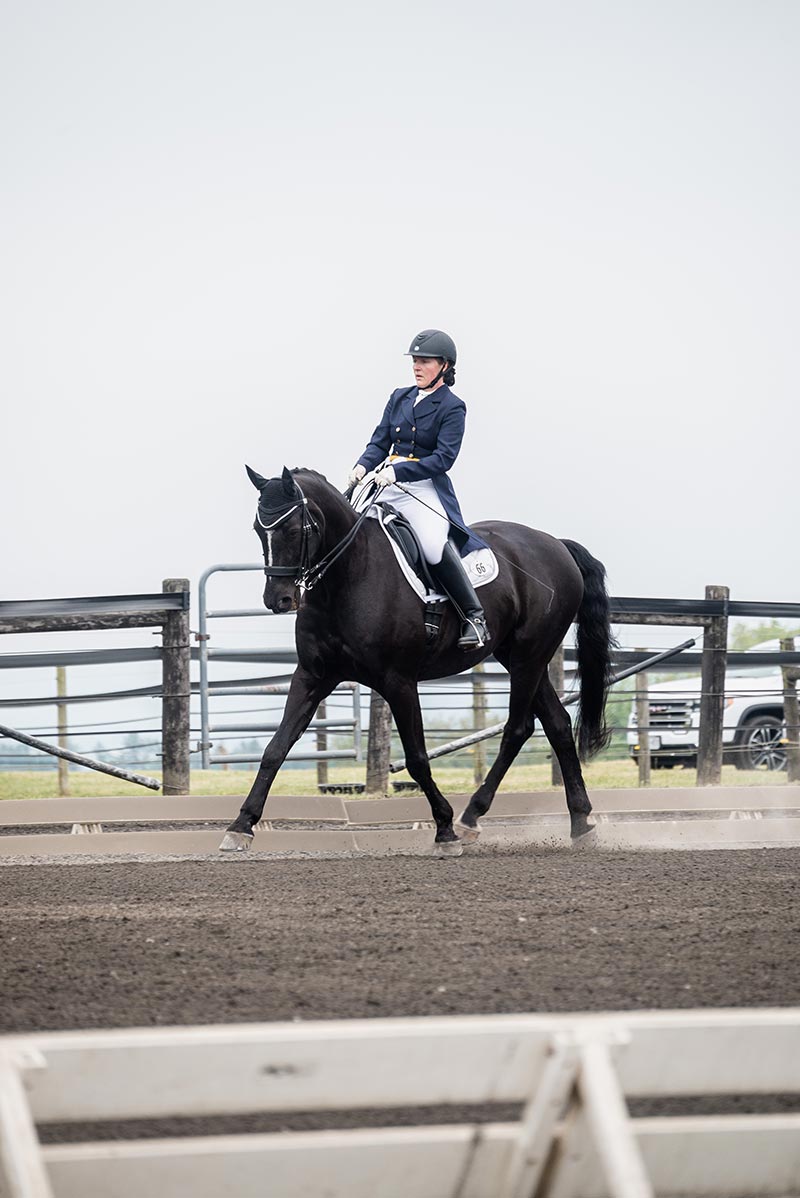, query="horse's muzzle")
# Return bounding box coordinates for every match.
[263,586,299,614]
